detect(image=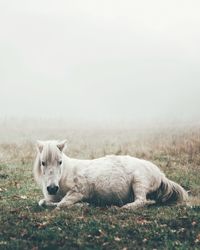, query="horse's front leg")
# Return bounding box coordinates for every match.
[56,190,84,209]
[38,198,58,207]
